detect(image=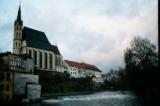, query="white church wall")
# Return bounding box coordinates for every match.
[26,47,56,71]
